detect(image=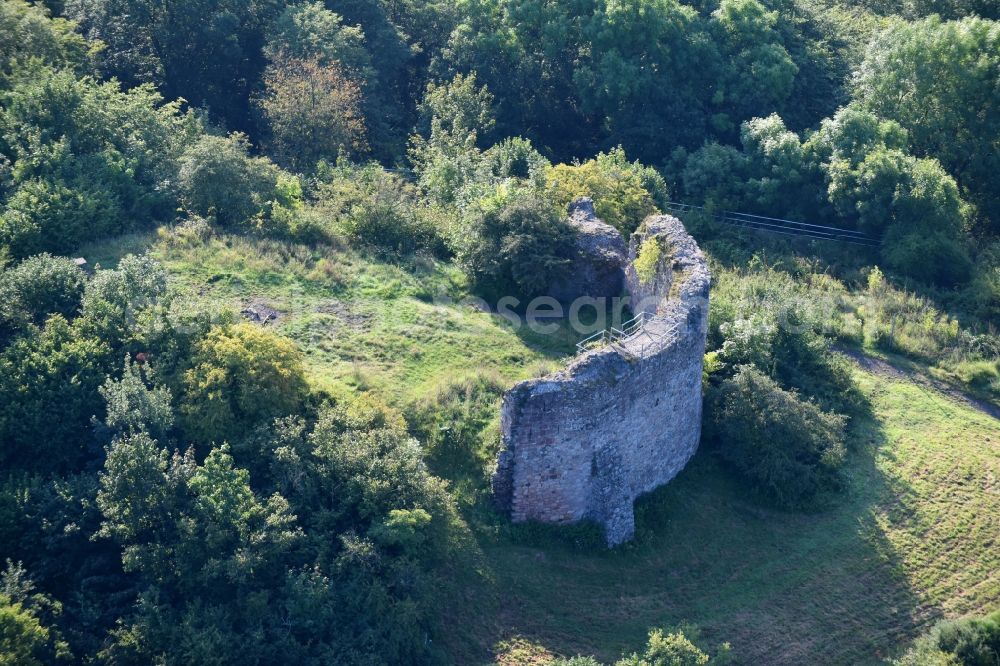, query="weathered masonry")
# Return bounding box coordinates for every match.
[492,207,711,546]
